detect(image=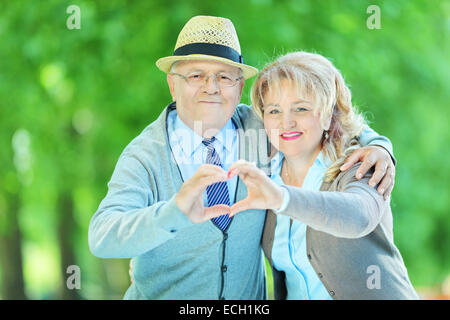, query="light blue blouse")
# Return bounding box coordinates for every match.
[270,151,333,300]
